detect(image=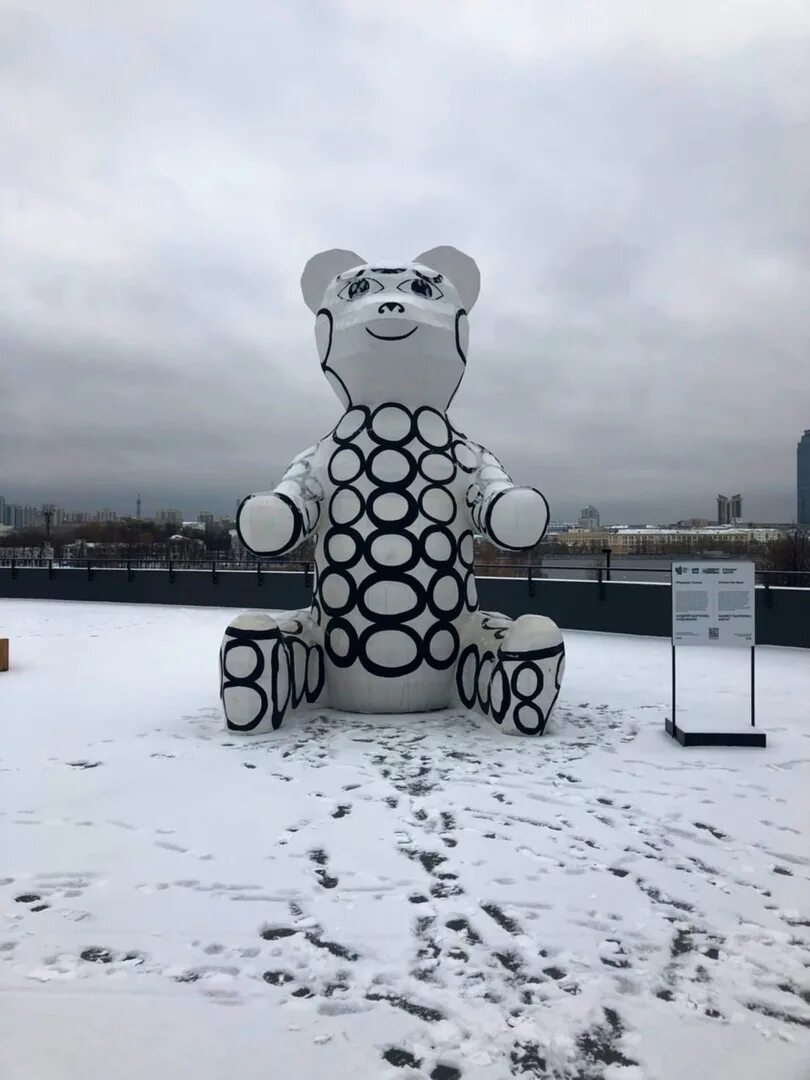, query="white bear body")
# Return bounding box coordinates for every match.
[222,248,566,734]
